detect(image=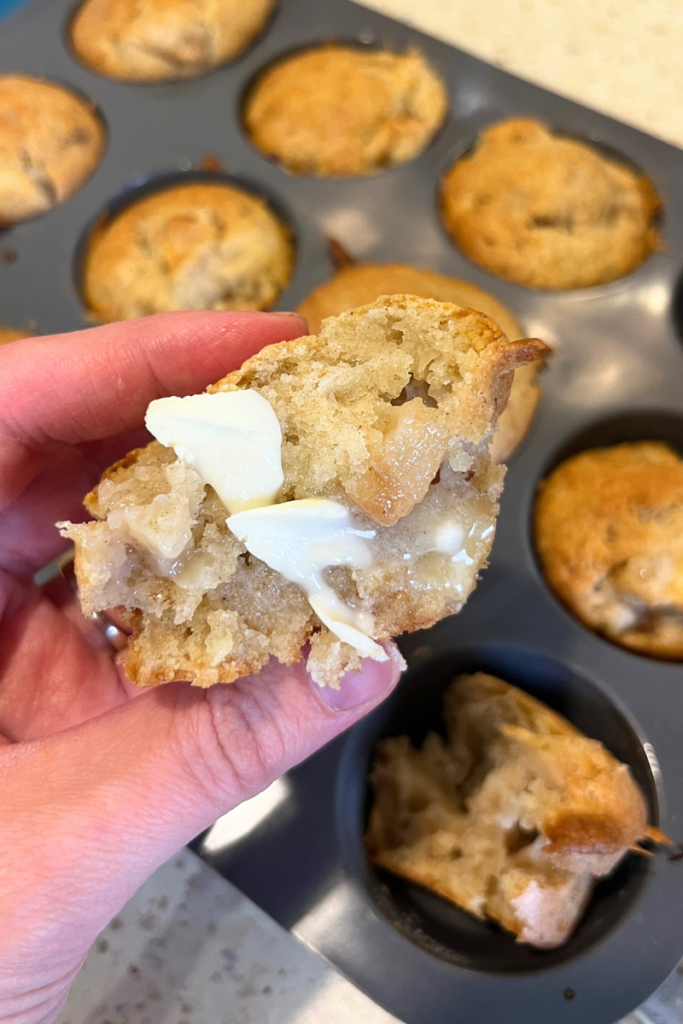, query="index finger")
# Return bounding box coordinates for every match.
[0,311,307,510]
